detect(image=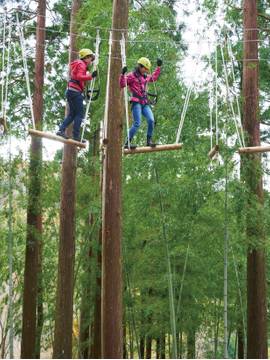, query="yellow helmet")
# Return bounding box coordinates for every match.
[137,57,151,70]
[79,48,94,59]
